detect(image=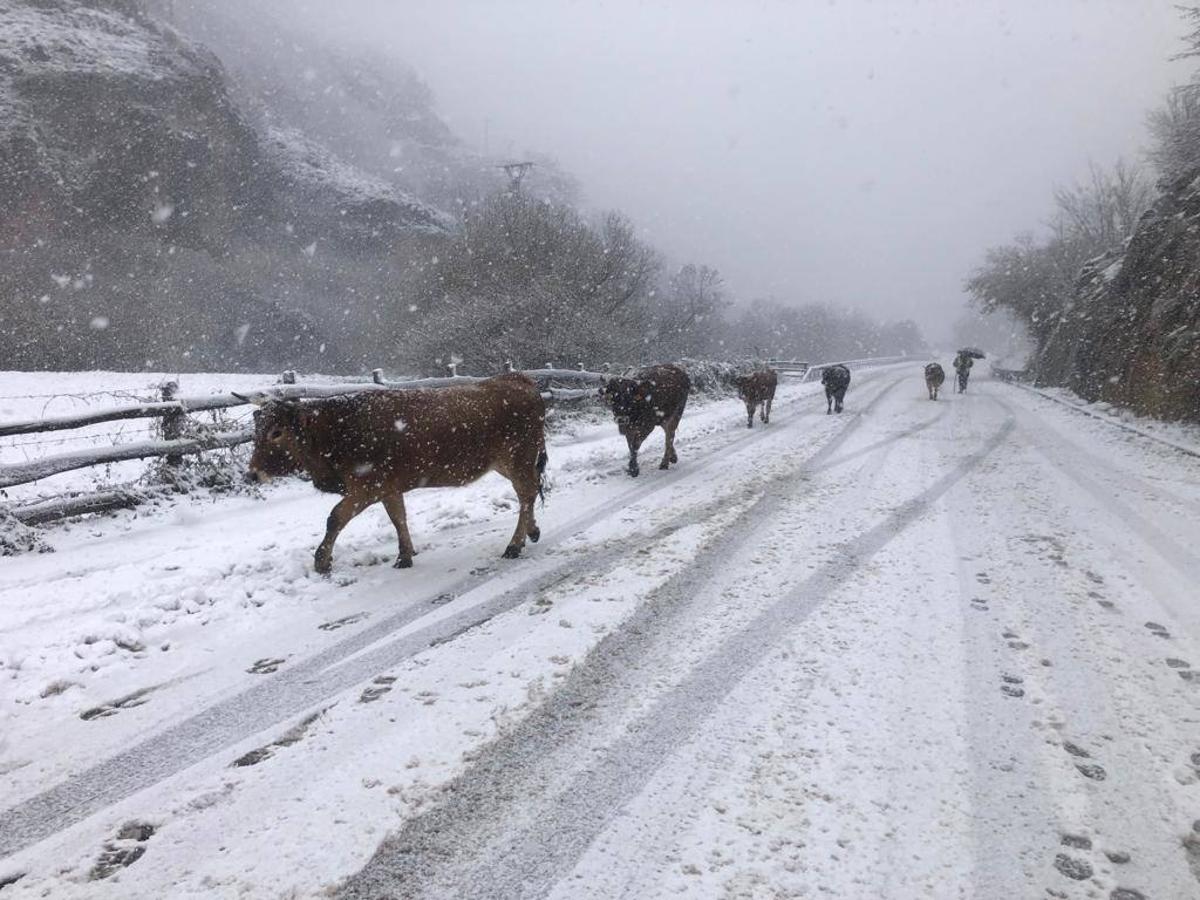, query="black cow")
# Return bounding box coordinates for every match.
[821,364,851,414]
[600,364,690,477]
[924,362,945,400]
